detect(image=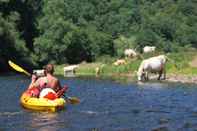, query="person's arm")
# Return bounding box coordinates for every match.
[53,79,69,97]
[28,75,42,89]
[28,74,38,89]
